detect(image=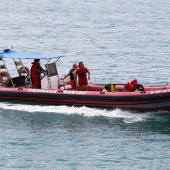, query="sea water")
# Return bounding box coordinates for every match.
[0,0,170,169]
